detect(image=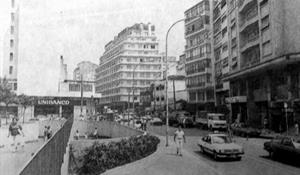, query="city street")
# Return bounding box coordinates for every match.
[148,125,300,175]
